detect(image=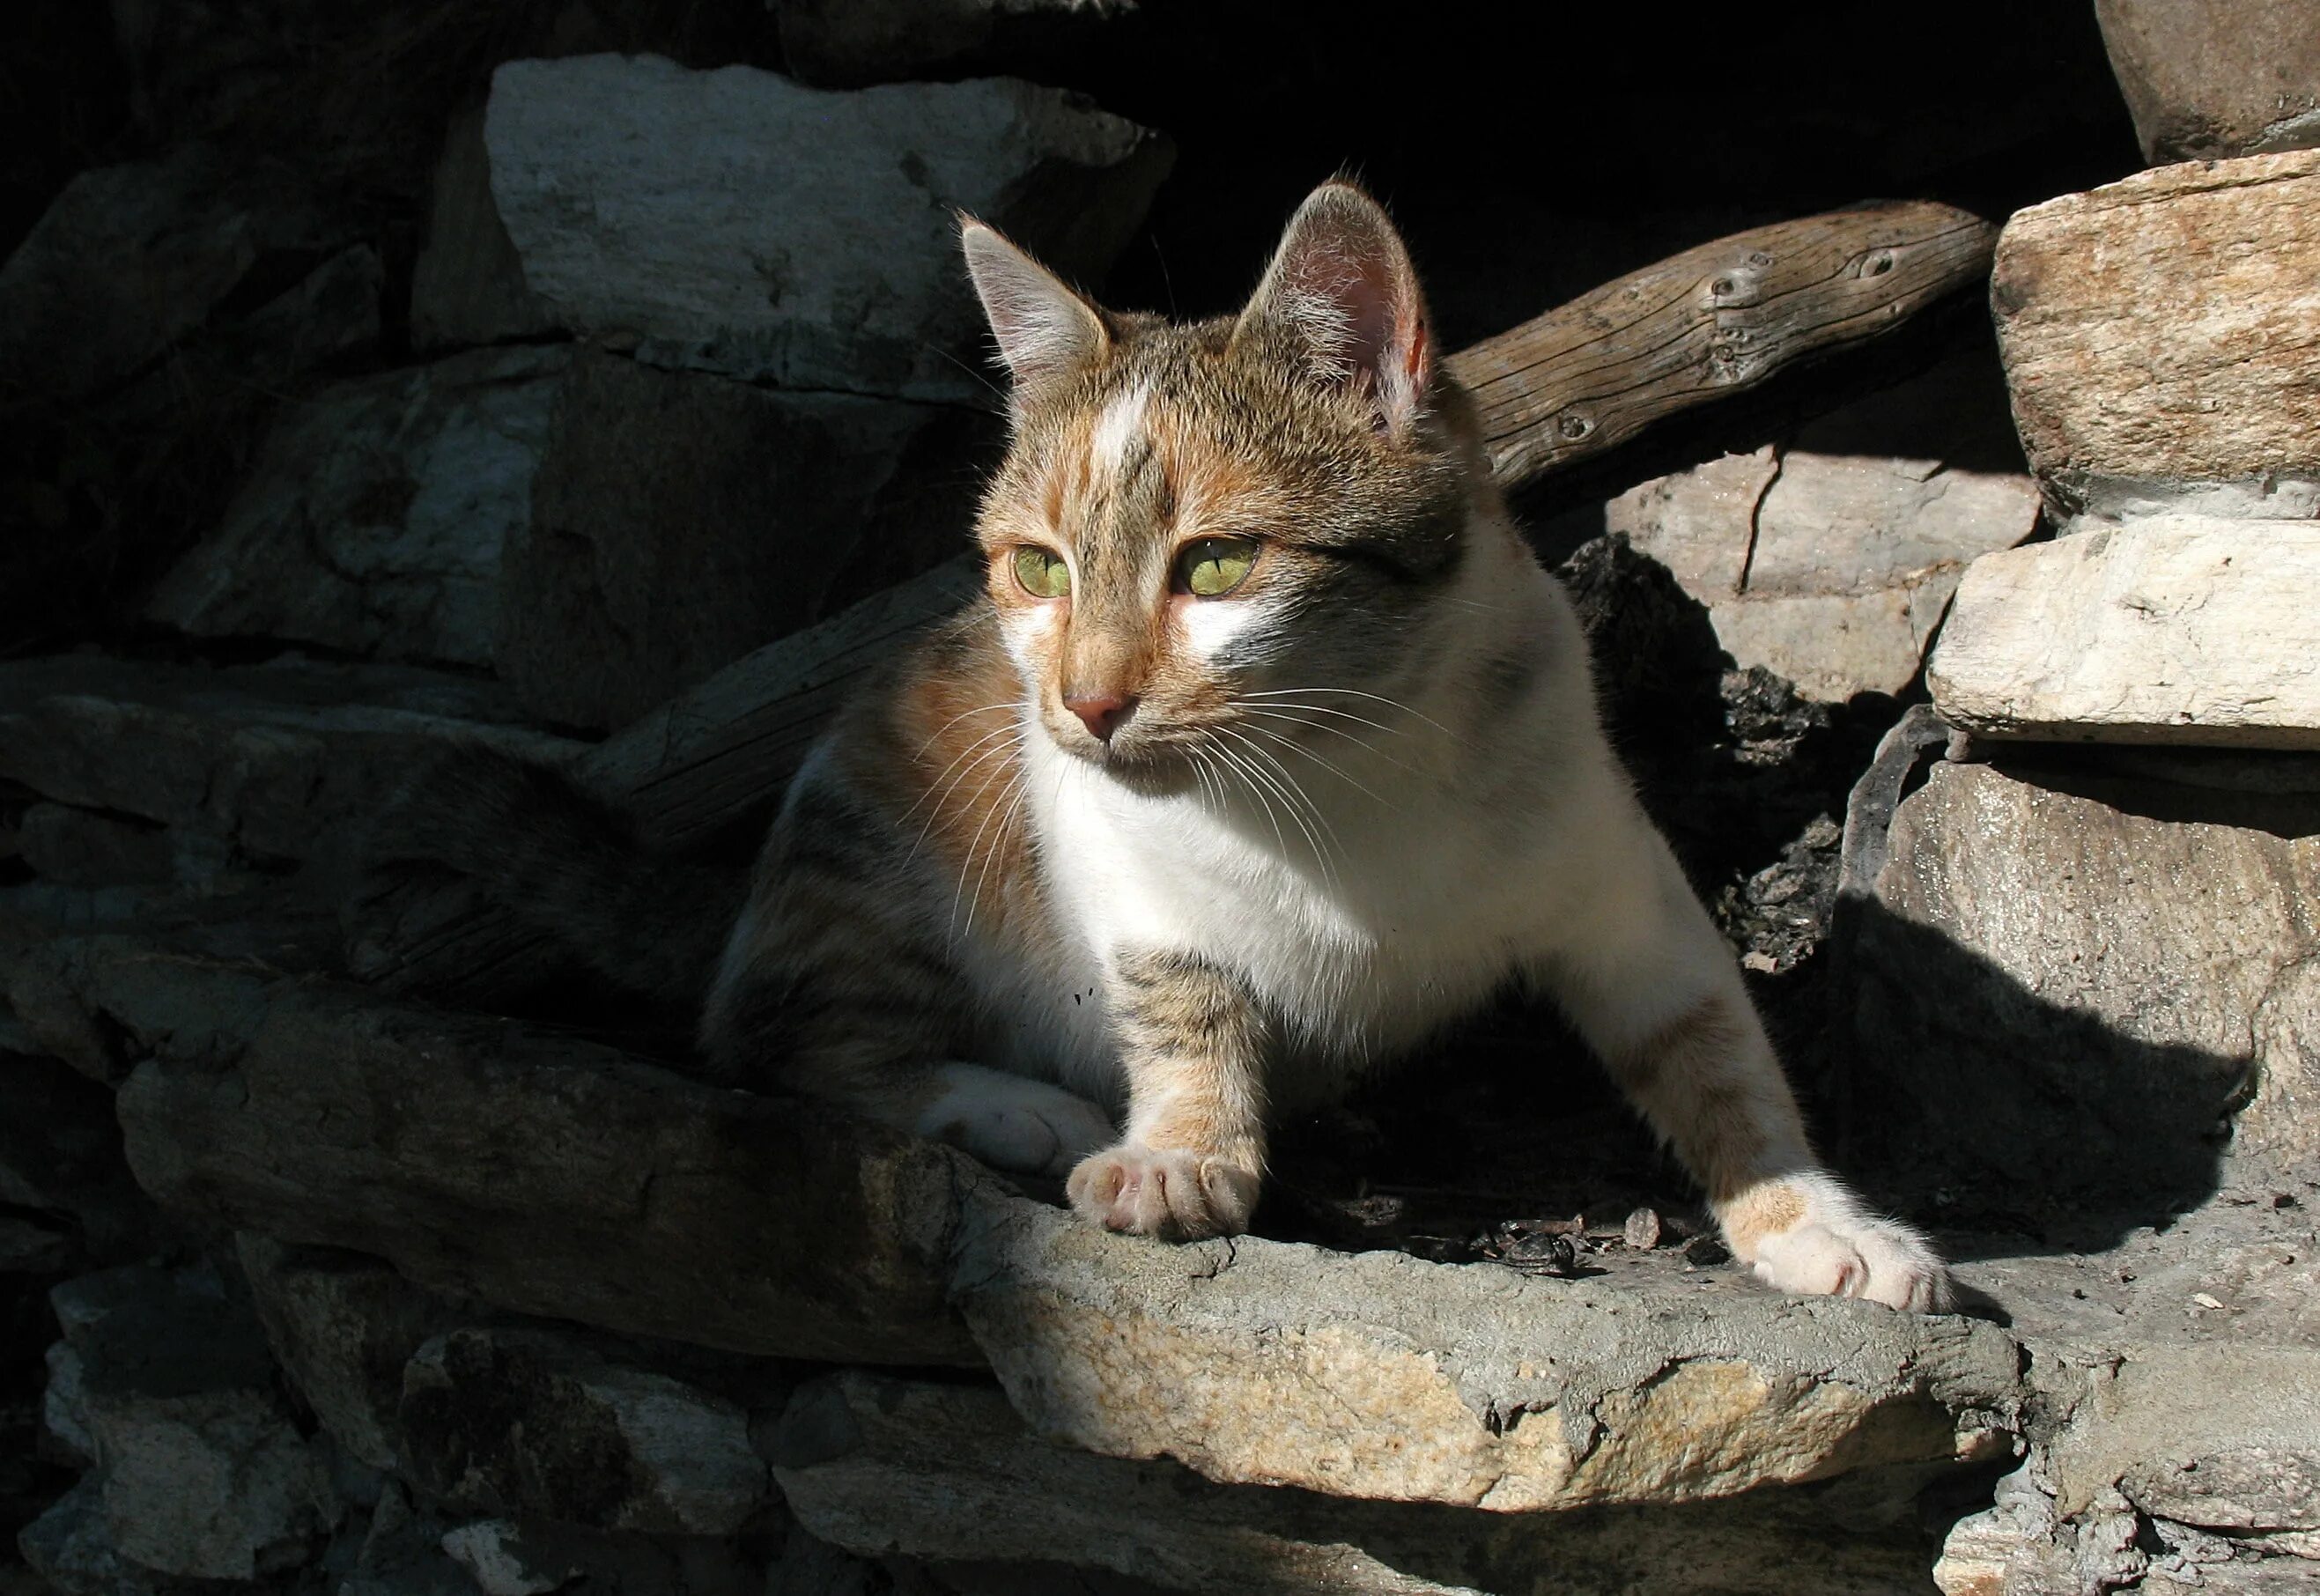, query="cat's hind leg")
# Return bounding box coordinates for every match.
[1532,820,1955,1313]
[916,1061,1116,1179]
